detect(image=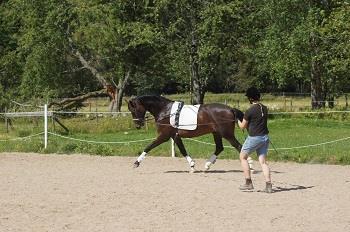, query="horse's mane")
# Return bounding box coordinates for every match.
[136,95,173,104]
